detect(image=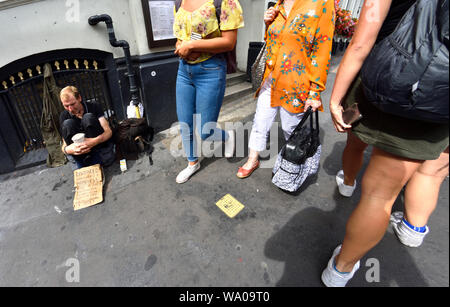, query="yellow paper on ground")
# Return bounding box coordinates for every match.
[216,194,245,218]
[73,164,103,211]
